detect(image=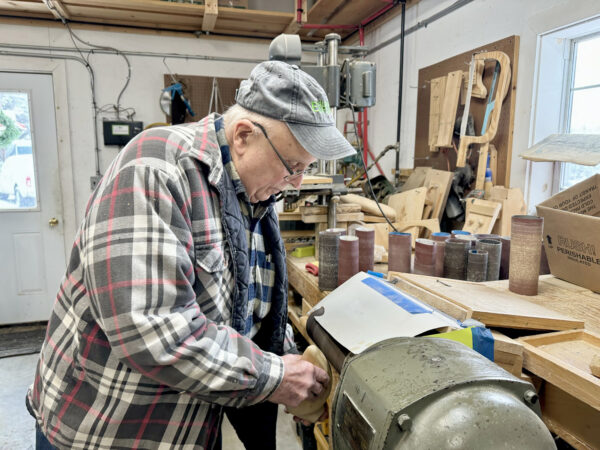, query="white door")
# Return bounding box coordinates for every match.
[0,72,66,324]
